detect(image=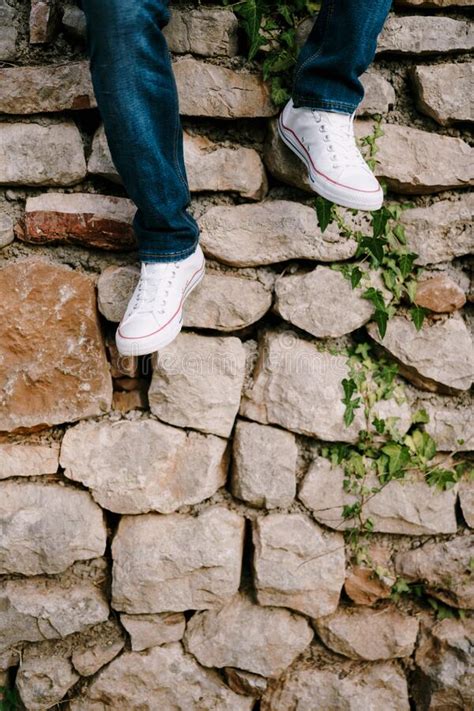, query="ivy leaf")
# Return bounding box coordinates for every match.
[381,442,410,476]
[372,208,389,238]
[411,408,429,424]
[410,305,428,331]
[315,196,334,233]
[398,252,417,279]
[359,235,385,264]
[350,266,363,288]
